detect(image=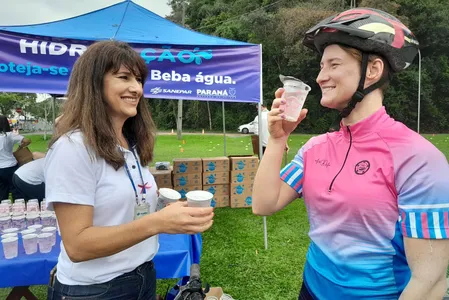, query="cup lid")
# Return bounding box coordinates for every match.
[0,215,10,221]
[12,215,25,220]
[26,213,39,218]
[159,188,182,200]
[186,190,213,201]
